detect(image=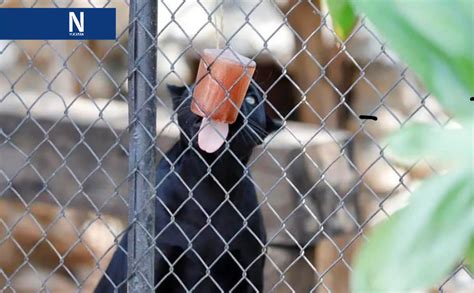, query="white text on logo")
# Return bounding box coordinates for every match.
[69,12,84,36]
